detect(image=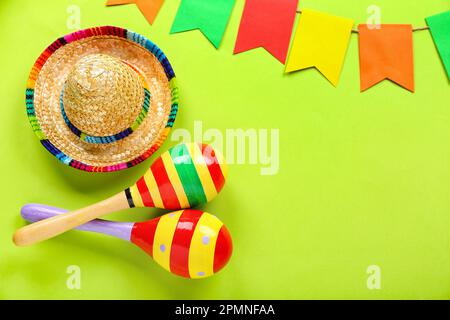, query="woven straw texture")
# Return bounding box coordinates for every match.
[26,26,179,172]
[62,54,145,137]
